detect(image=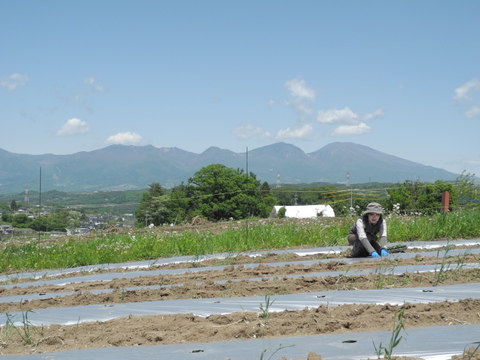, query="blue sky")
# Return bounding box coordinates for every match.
[1,0,479,179]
